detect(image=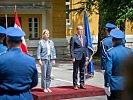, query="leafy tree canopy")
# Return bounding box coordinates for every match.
[69,0,133,24]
